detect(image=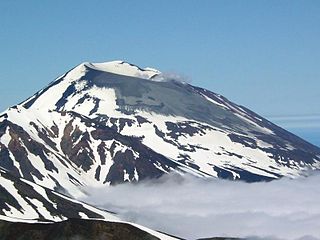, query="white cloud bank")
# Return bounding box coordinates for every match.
[80,173,320,240]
